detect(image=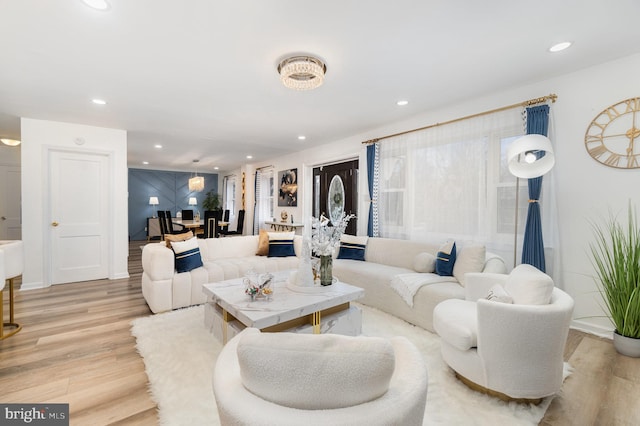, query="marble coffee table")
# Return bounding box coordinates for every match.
[203,271,364,343]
